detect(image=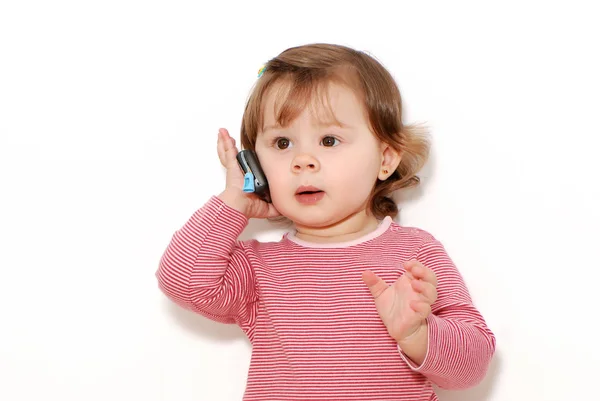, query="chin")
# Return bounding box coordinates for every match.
[271,195,366,228]
[286,210,346,229]
[274,205,324,226]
